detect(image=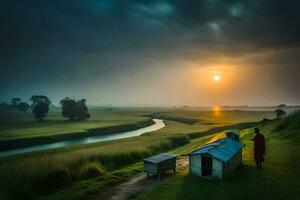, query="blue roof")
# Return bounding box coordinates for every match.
[143,153,176,164]
[189,138,243,162]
